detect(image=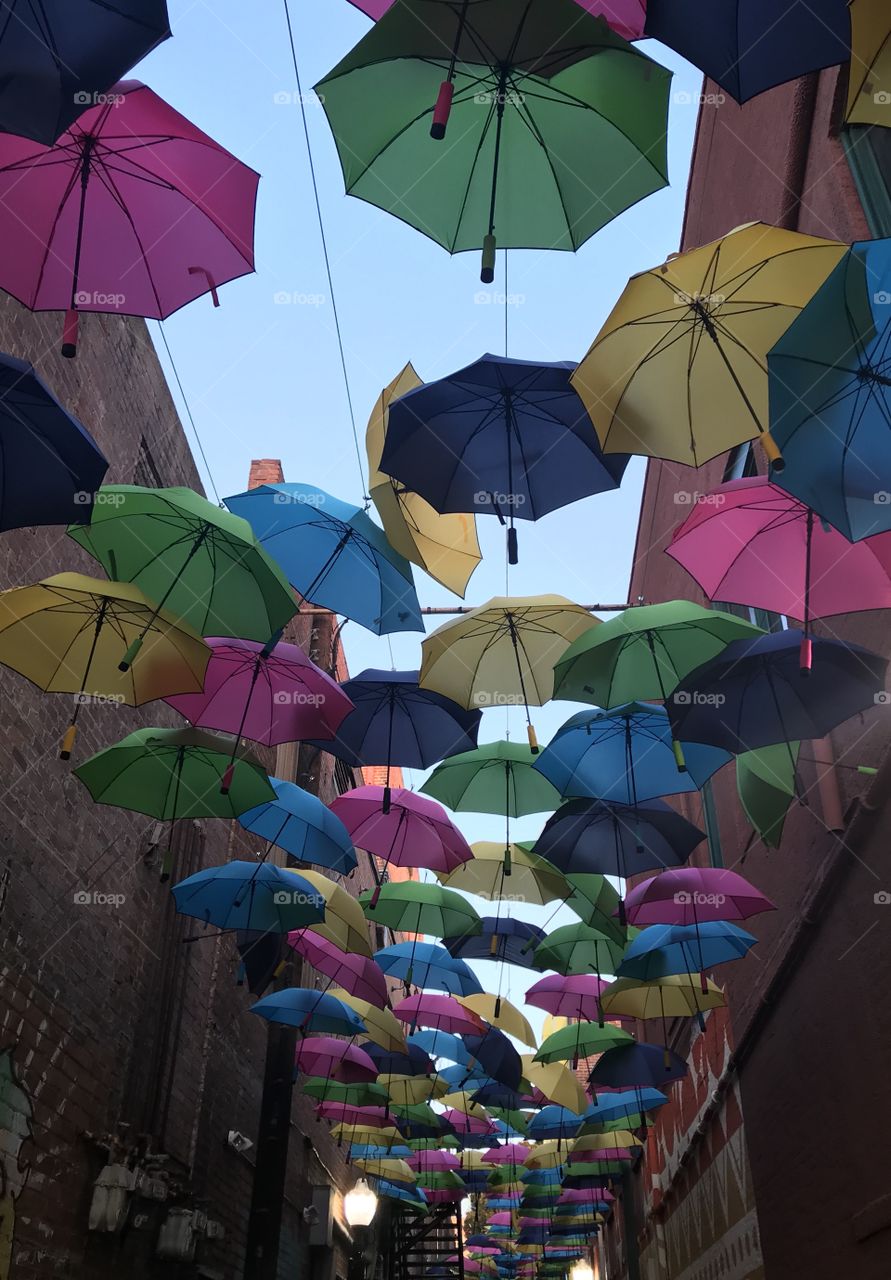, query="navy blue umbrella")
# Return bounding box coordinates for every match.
[644,0,850,104]
[0,2,170,145]
[471,1083,527,1109]
[527,1106,582,1141]
[442,917,545,967]
[307,668,481,811]
[362,1041,434,1077]
[589,1042,688,1089]
[0,352,107,529]
[533,797,705,880]
[464,1028,523,1090]
[668,629,887,754]
[381,354,629,563]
